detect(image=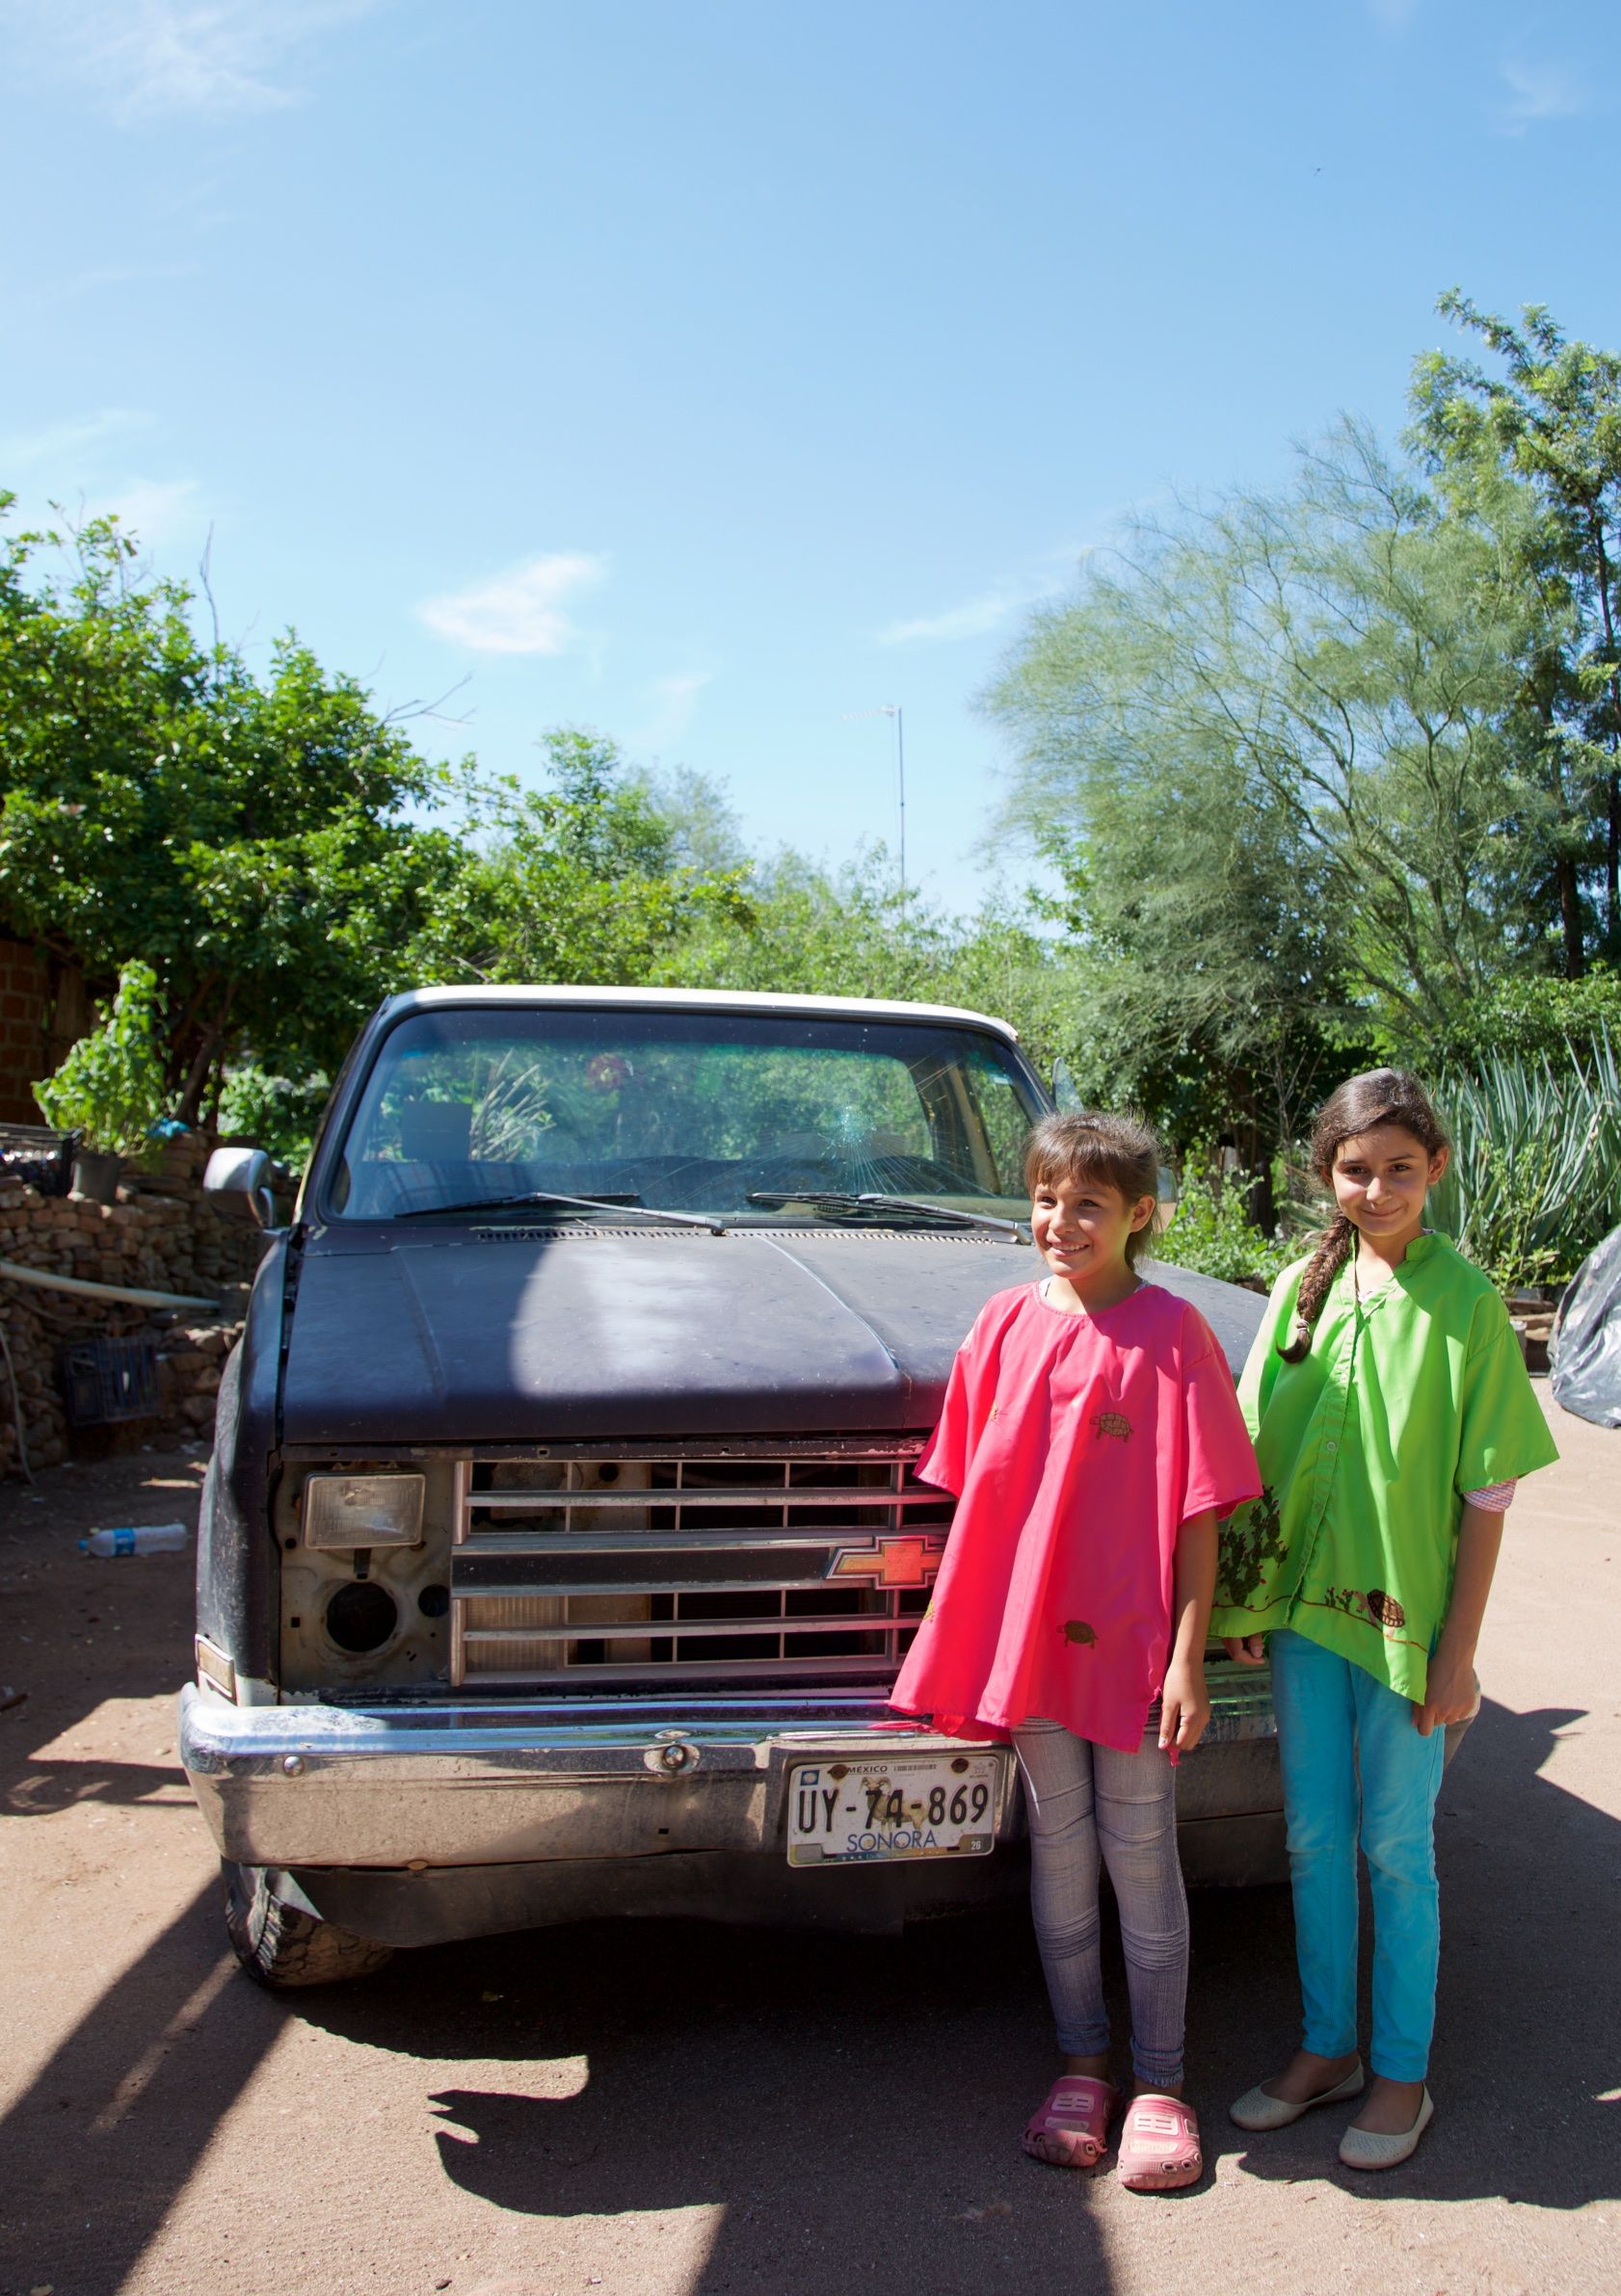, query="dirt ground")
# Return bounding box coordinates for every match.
[1,1393,1618,2296]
